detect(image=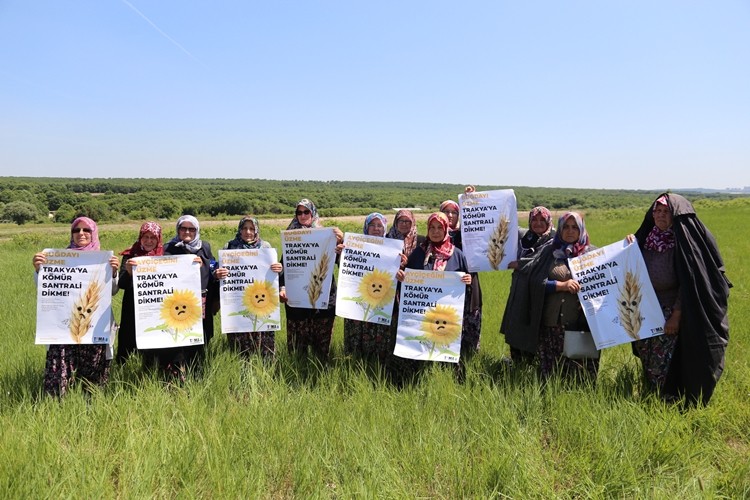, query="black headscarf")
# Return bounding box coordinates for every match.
[635,193,731,406]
